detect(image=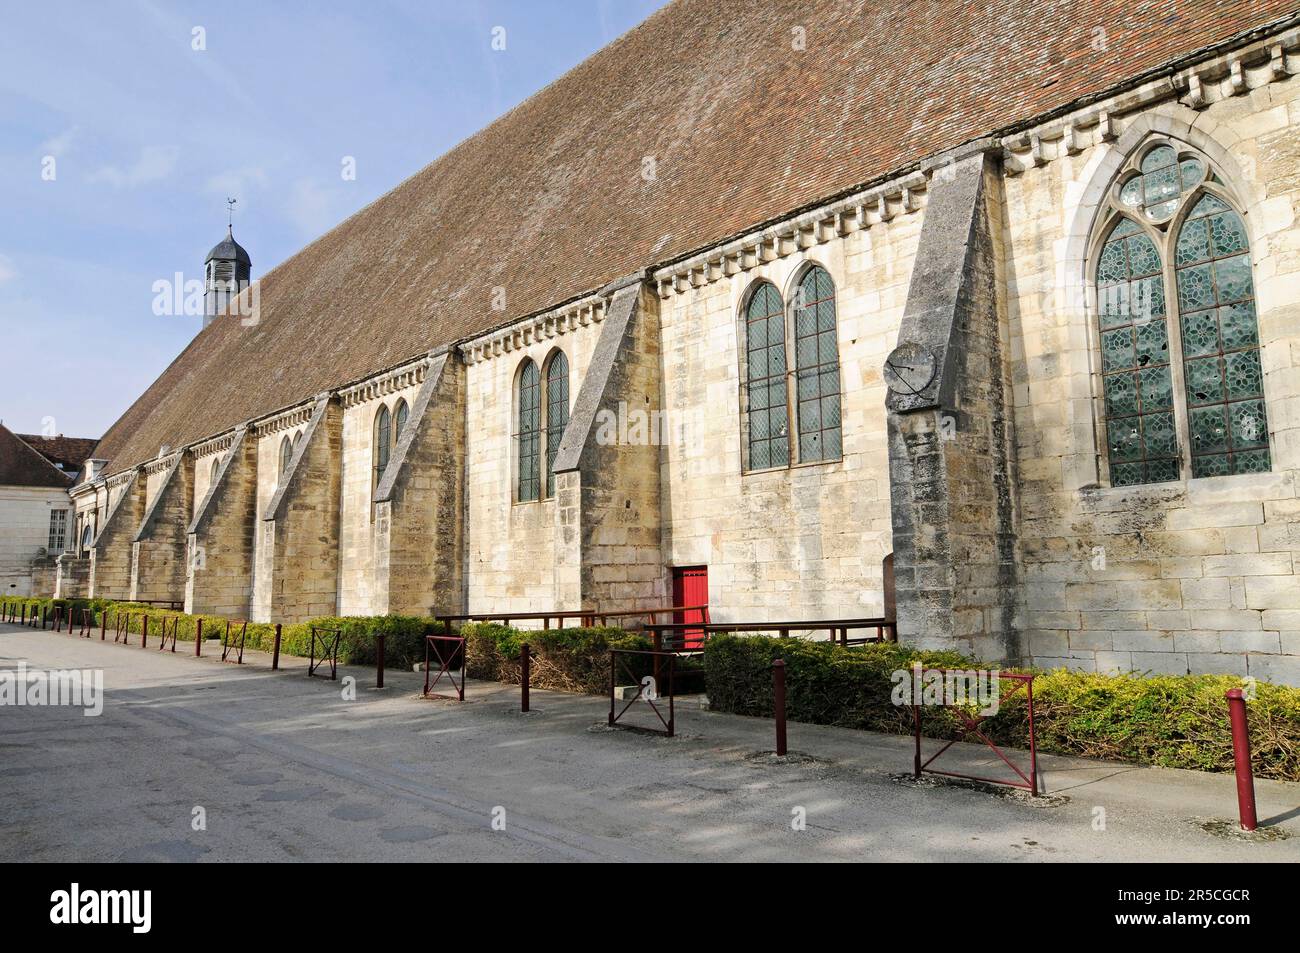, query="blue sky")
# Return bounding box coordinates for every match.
[0,0,667,440]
